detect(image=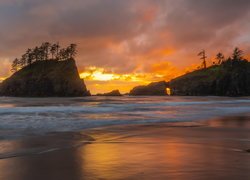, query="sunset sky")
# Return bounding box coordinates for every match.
[0,0,250,94]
